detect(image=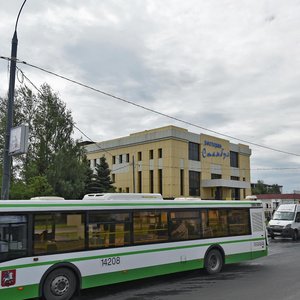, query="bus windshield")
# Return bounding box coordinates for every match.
[273,211,295,221]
